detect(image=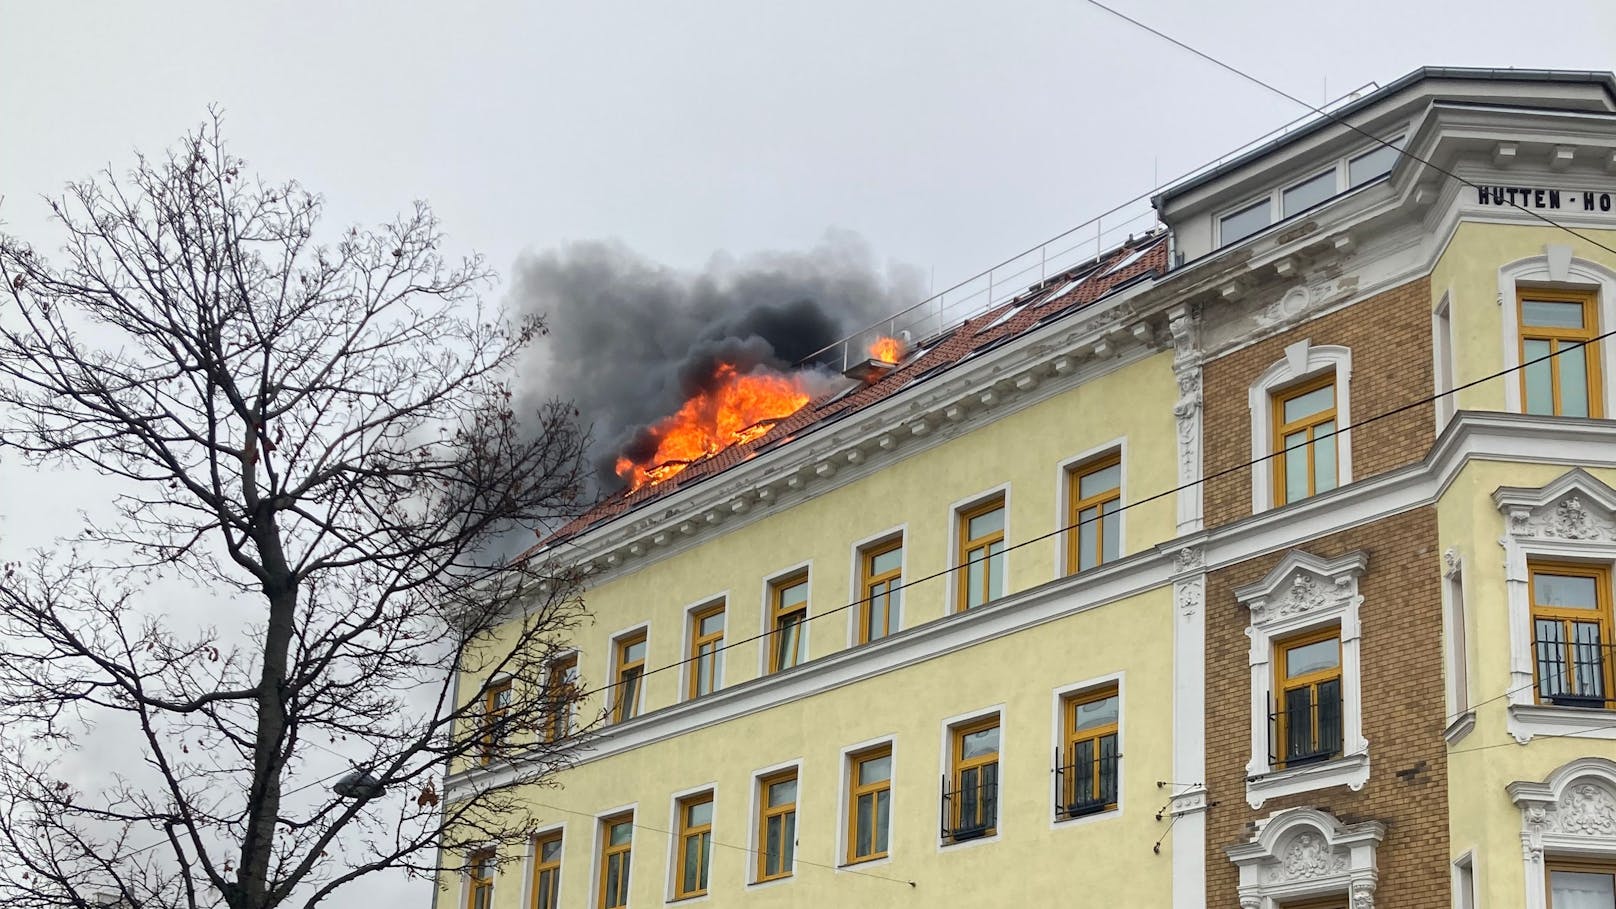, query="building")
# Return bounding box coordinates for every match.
[437,67,1616,909]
